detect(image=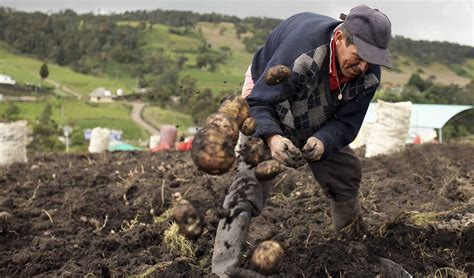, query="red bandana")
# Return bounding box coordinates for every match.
[329,38,350,92]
